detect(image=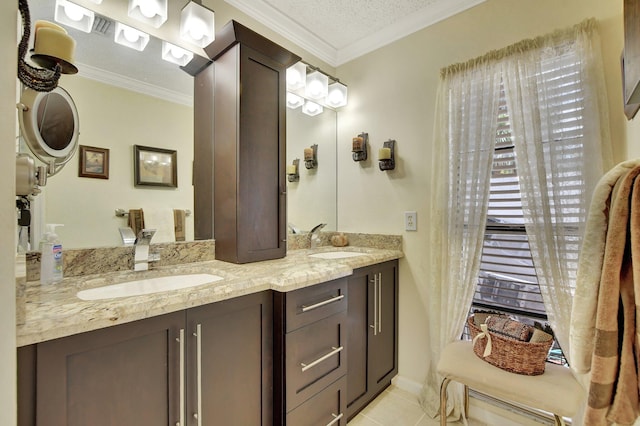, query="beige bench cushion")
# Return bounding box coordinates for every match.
[437,341,584,418]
